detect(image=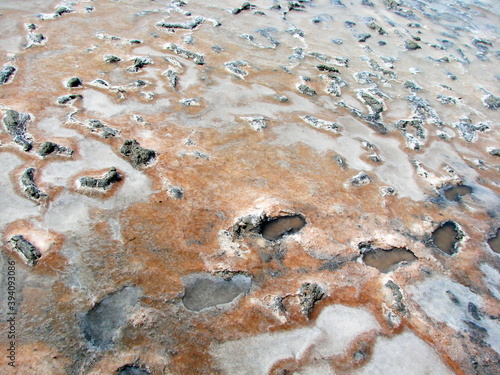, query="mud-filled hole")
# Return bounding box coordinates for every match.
[432,221,461,255]
[487,228,500,254]
[362,247,417,273]
[260,215,306,241]
[443,185,472,202]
